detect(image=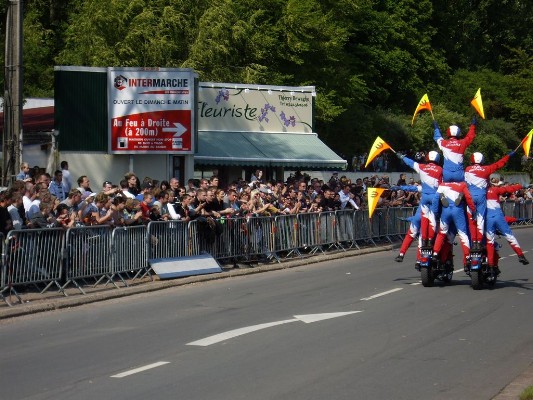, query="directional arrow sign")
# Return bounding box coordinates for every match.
[293,311,362,323]
[187,311,362,347]
[162,122,187,137]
